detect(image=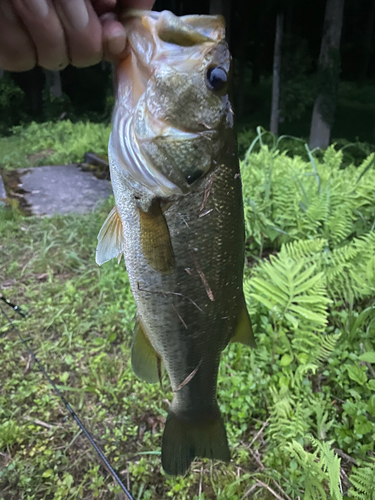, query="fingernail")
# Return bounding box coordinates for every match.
[108,32,126,55]
[61,0,89,30]
[0,1,17,22]
[26,0,49,18]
